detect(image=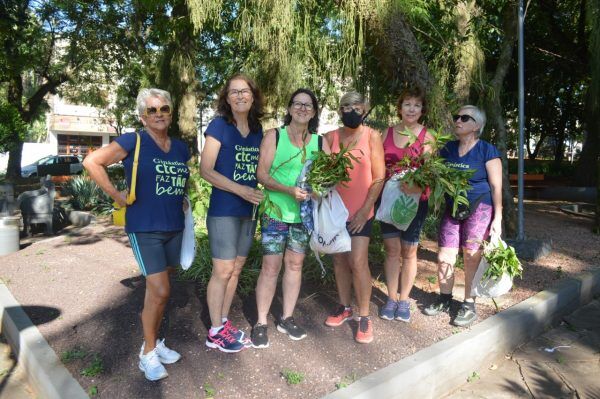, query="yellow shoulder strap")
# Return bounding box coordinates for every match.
[126,132,141,205]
